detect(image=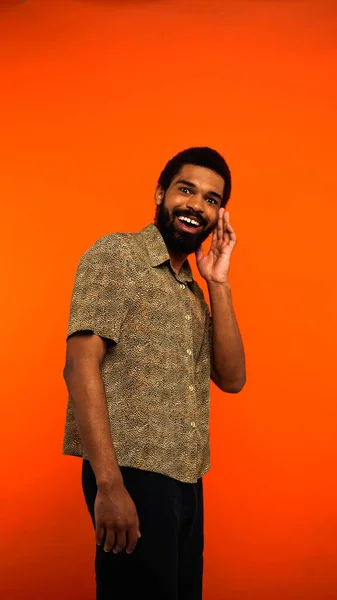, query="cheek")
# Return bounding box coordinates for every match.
[164,194,182,213]
[205,207,219,226]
